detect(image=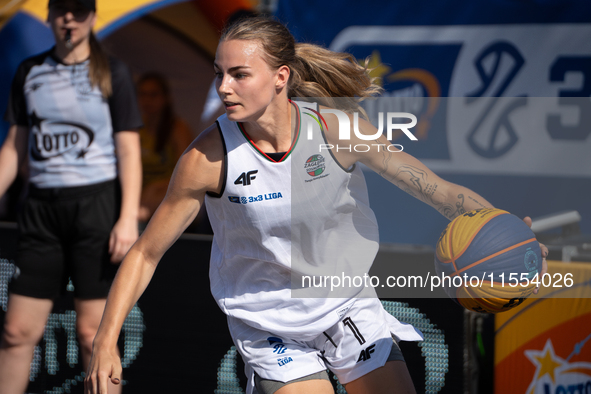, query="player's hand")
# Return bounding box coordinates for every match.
[84,346,122,394]
[523,216,549,294]
[109,216,138,263]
